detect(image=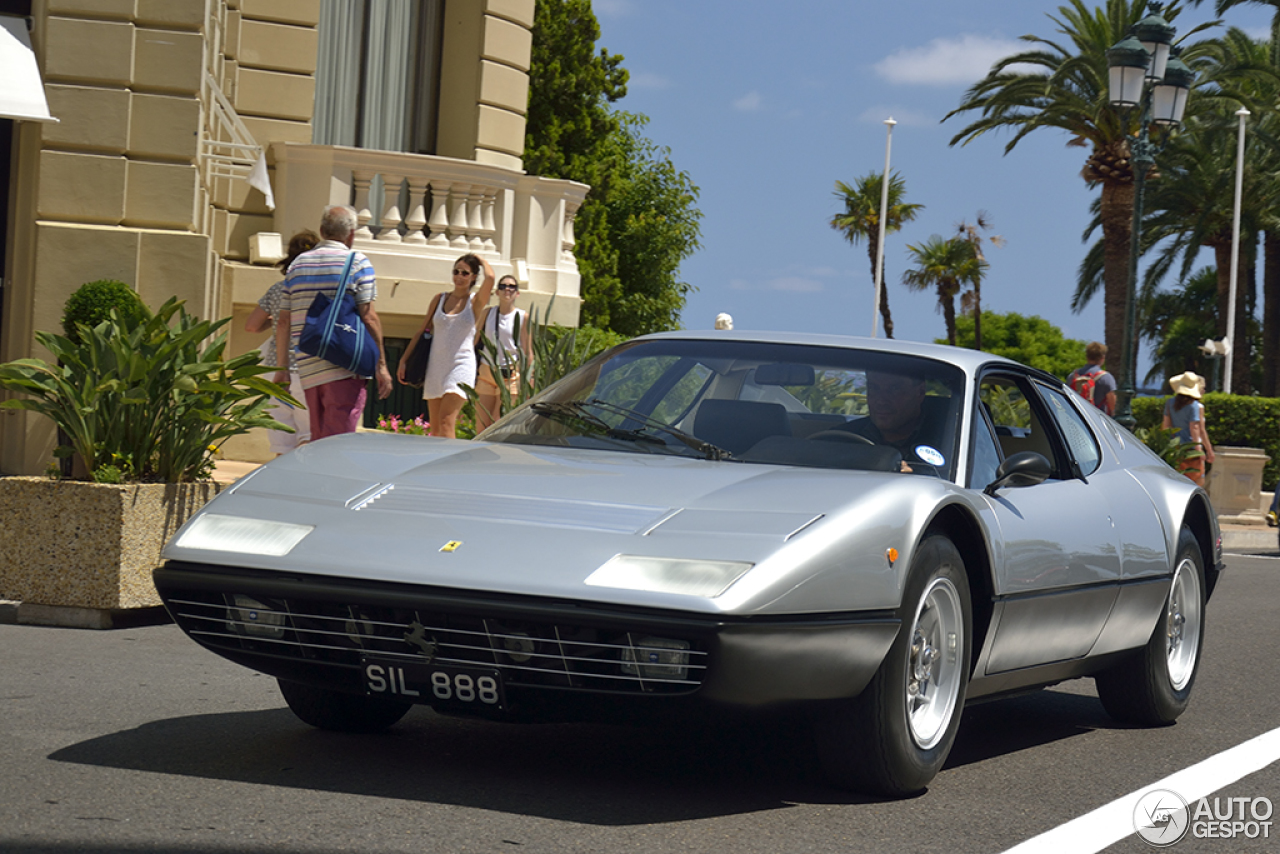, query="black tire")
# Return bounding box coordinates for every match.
[277,679,413,733]
[1096,526,1205,725]
[814,534,972,797]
